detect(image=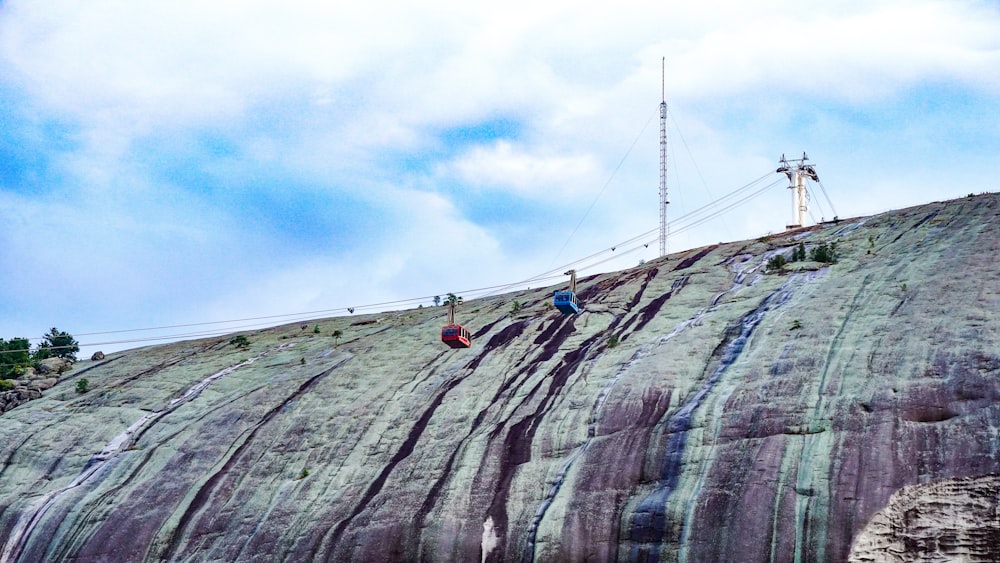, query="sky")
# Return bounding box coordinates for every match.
[1,0,999,356]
